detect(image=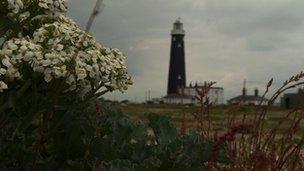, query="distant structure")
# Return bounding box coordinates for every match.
[163,82,224,105]
[182,83,224,105]
[167,18,186,95]
[163,93,195,104]
[85,0,104,32]
[281,88,304,109]
[163,18,224,105]
[228,80,267,105]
